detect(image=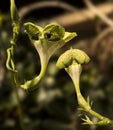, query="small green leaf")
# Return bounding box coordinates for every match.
[87,96,93,107]
[82,115,94,125]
